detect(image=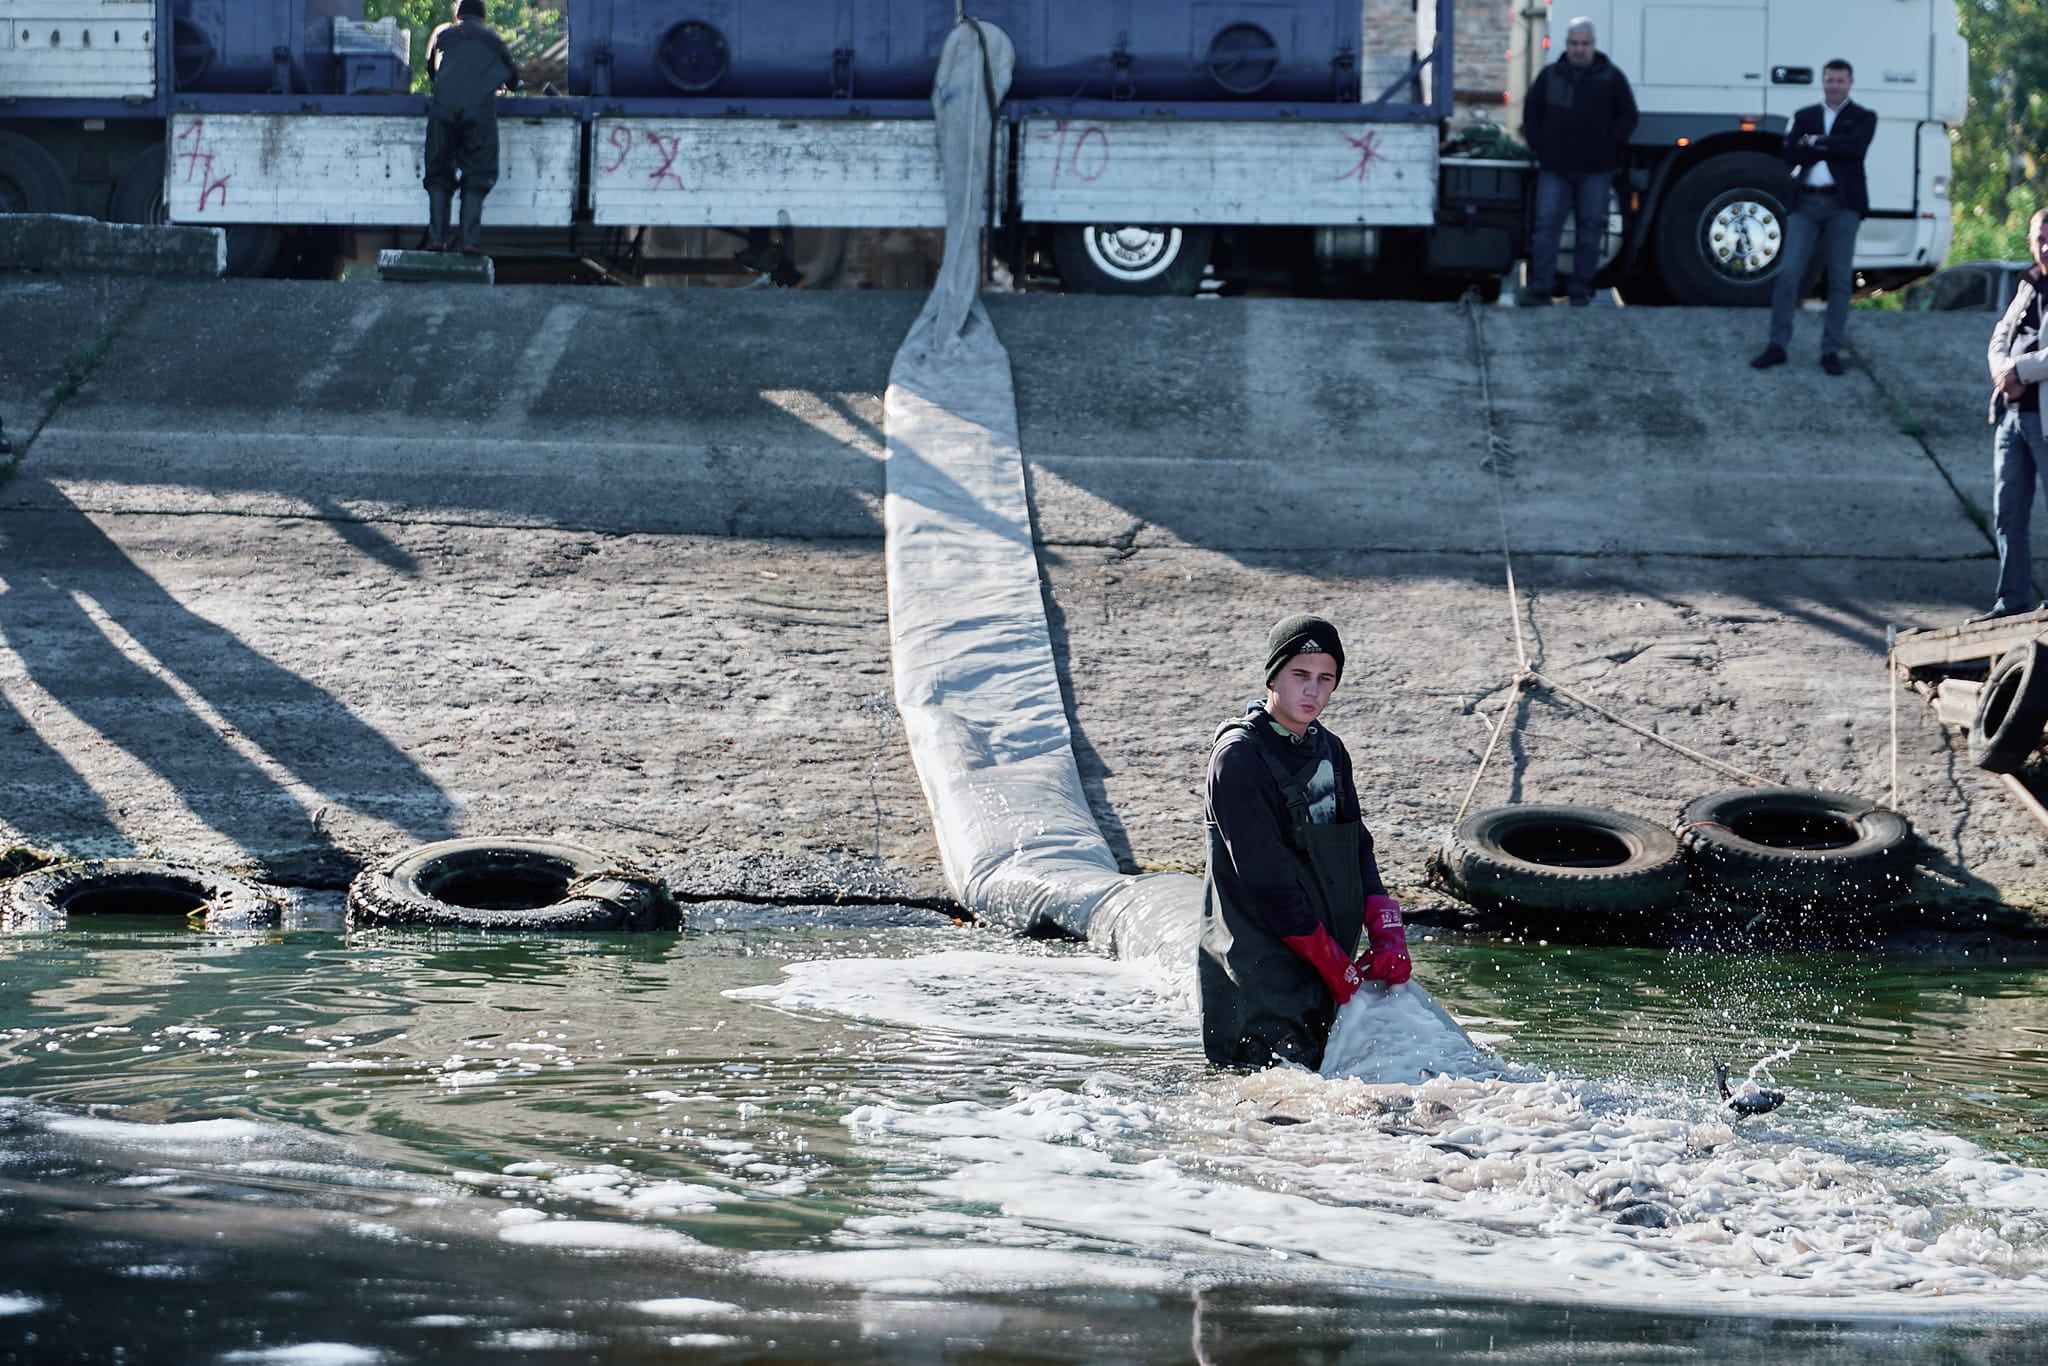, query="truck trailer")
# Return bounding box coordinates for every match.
[0,0,1965,301]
